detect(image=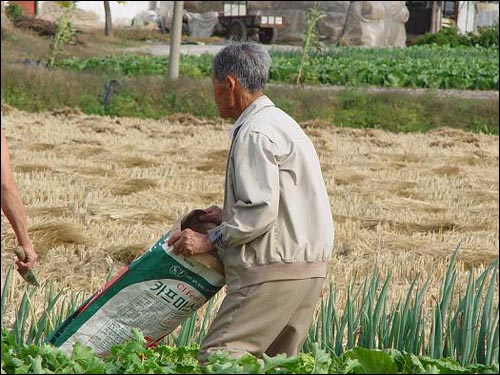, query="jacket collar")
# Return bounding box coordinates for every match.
[228,95,275,140]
